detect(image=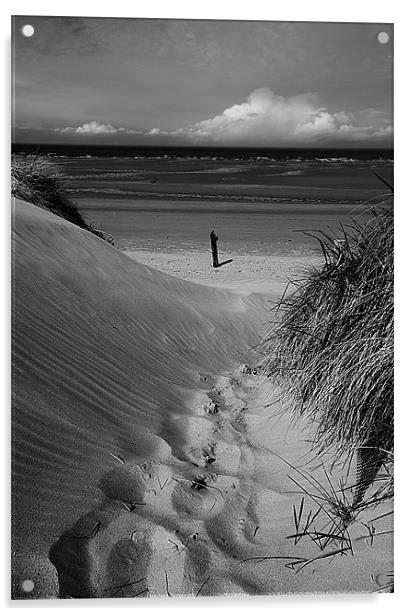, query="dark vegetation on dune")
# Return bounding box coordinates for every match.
[264,196,393,507]
[11,155,115,244]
